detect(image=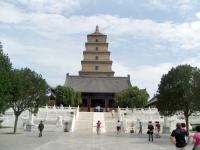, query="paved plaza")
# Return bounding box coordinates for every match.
[0,127,193,150]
